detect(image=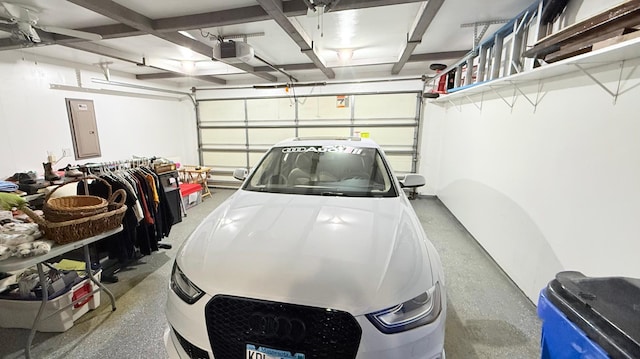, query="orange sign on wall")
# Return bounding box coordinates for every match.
[336,95,349,108]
